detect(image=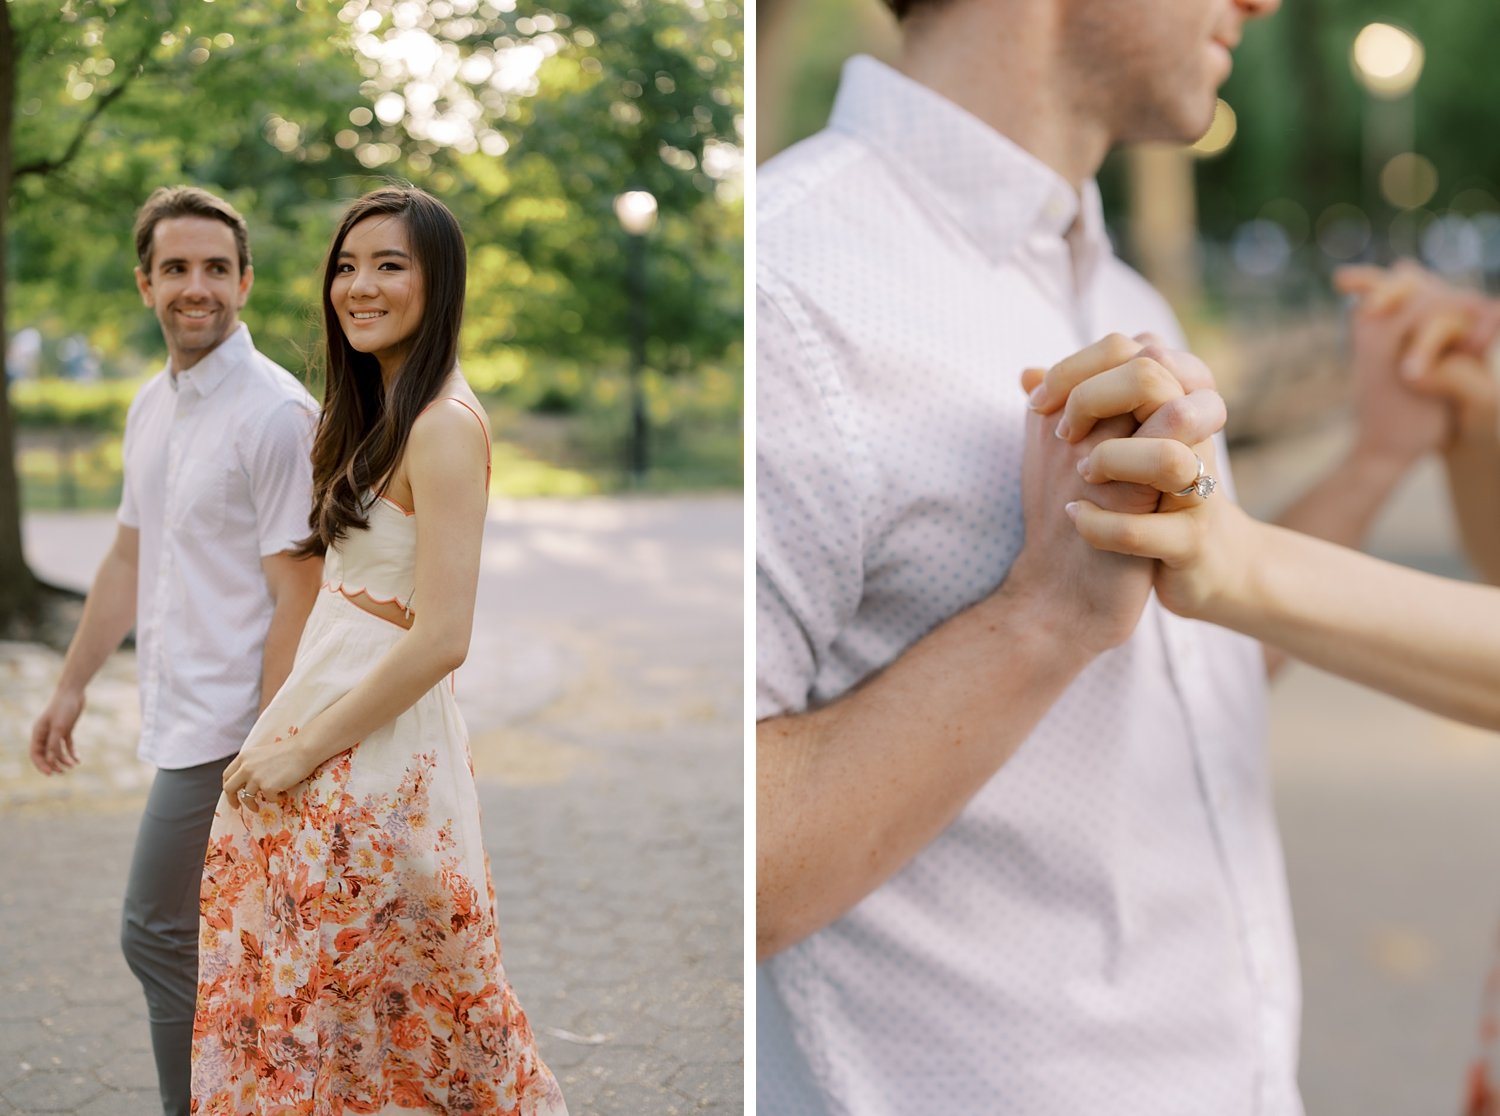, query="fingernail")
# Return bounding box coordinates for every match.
[1055,418,1072,441]
[1028,384,1048,410]
[1076,457,1090,478]
[1064,501,1080,519]
[1401,357,1421,380]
